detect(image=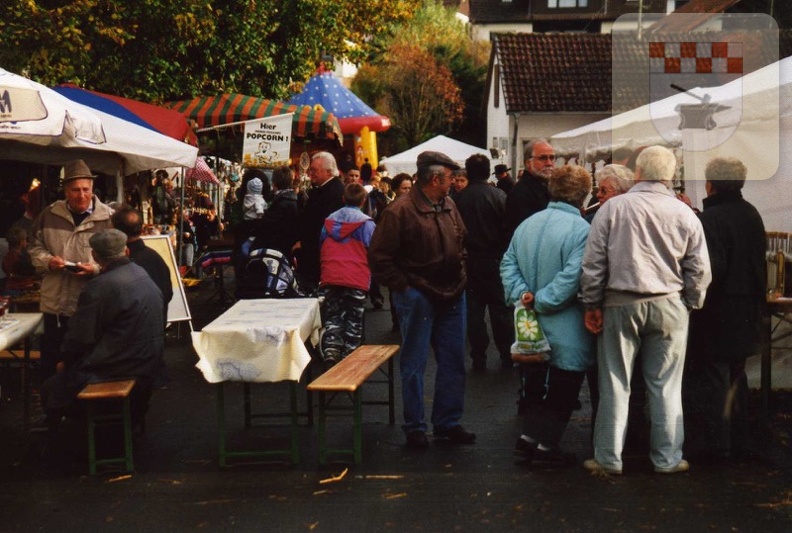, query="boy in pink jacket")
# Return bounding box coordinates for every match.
[319,183,376,368]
